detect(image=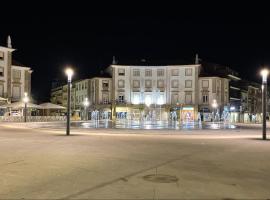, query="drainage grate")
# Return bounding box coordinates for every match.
[143,174,178,183]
